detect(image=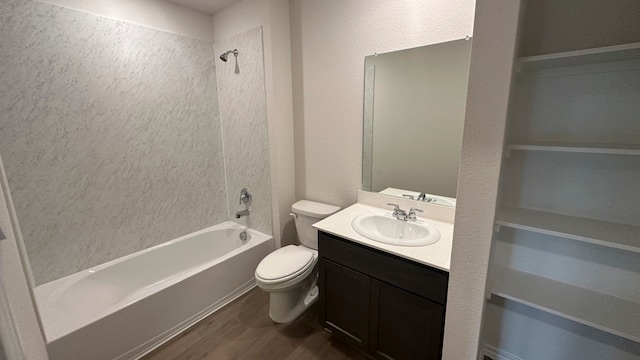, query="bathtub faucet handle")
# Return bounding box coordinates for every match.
[239,188,252,206]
